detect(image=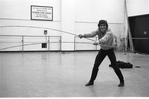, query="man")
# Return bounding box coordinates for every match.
[78,20,124,87]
